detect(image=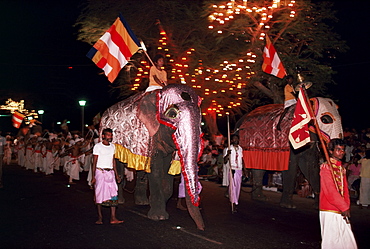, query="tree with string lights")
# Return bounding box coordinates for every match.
[76,0,346,137]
